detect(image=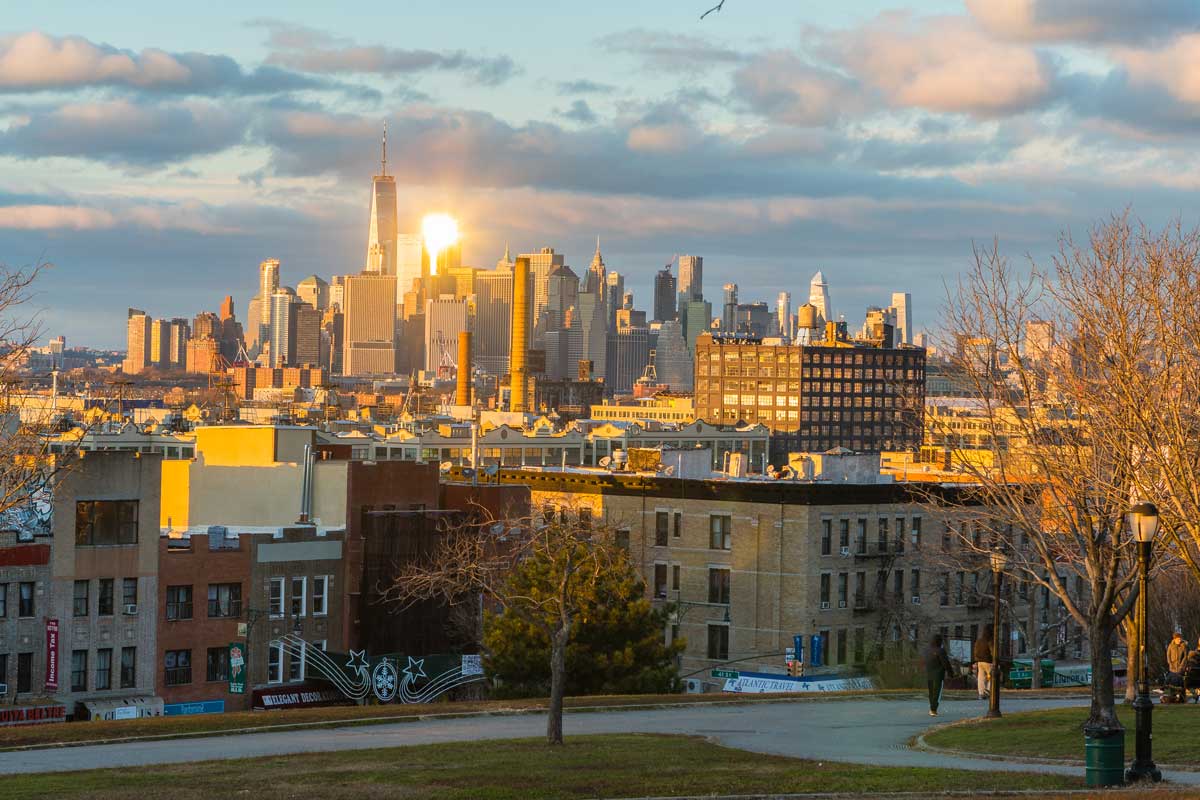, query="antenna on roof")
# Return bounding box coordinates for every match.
[381,122,388,176]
